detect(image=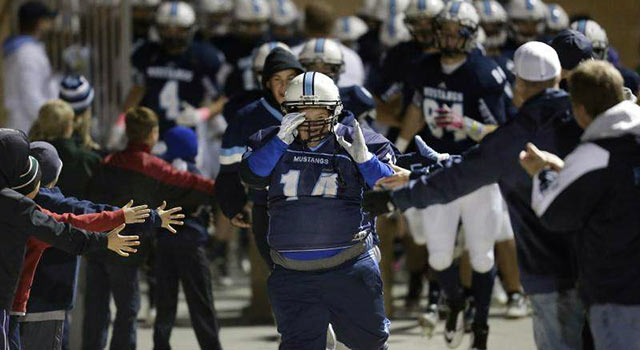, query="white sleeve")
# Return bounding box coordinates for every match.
[337,45,365,87]
[16,45,57,127]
